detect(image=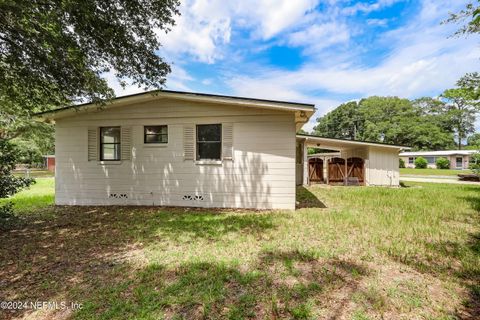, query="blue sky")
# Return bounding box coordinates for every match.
[107,0,480,131]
